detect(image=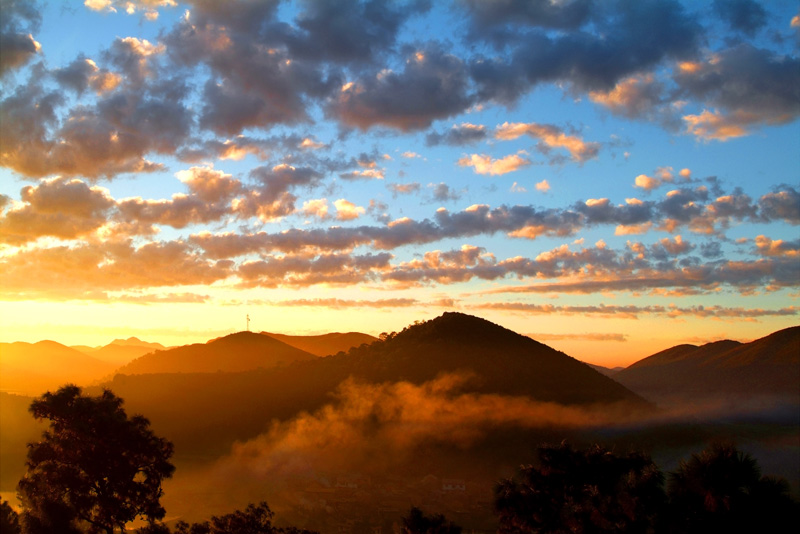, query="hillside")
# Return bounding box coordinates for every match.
[0,341,115,395]
[99,313,649,458]
[615,326,800,406]
[260,331,377,356]
[71,337,167,366]
[114,331,317,375]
